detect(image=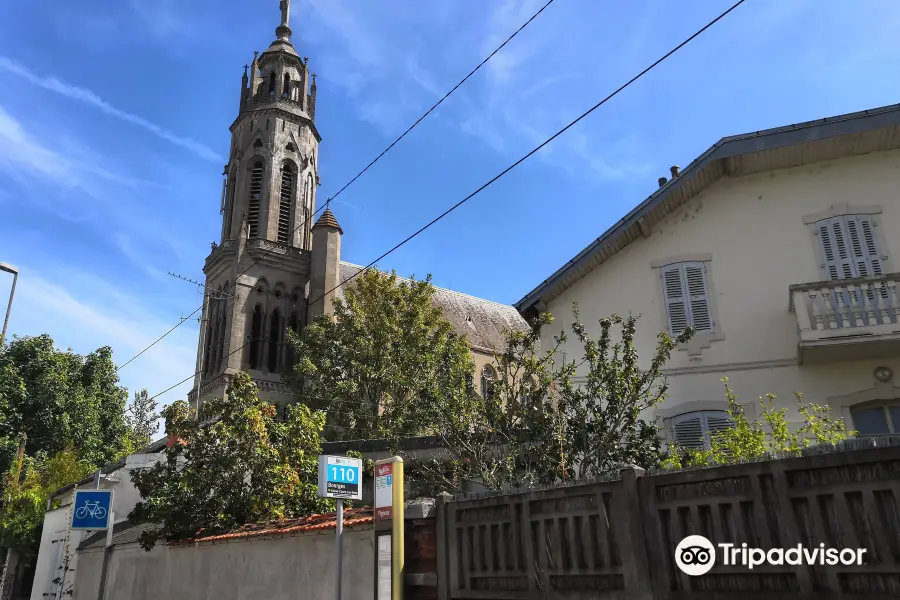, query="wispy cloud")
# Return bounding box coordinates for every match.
[0,56,220,162]
[129,0,190,41]
[0,104,146,210]
[114,232,169,282]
